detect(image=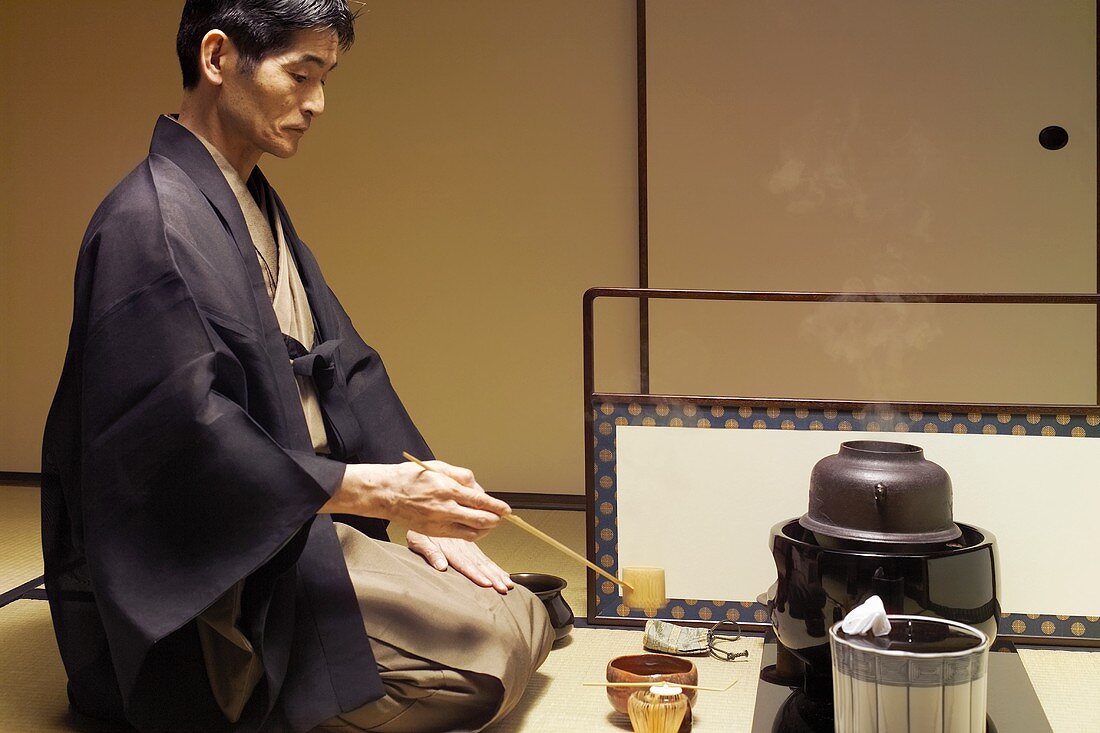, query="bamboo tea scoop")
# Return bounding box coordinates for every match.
[402,452,650,598]
[582,680,738,692]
